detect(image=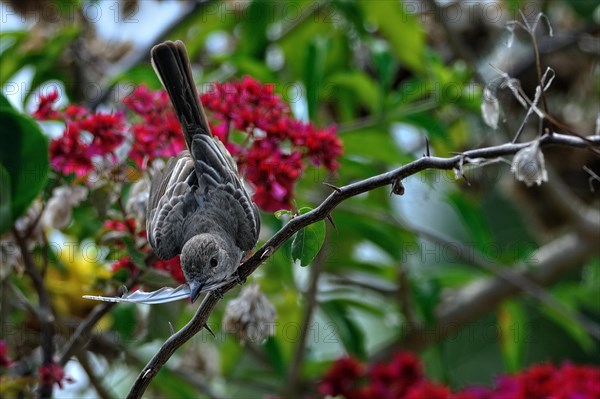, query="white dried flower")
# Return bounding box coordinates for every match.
[126,177,150,229]
[481,86,500,129]
[42,186,88,229]
[222,284,276,344]
[511,140,548,187]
